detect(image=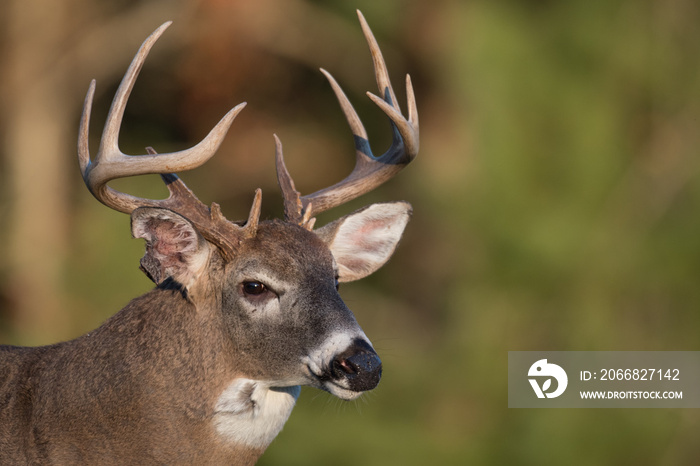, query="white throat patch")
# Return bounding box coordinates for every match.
[213,378,301,449]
